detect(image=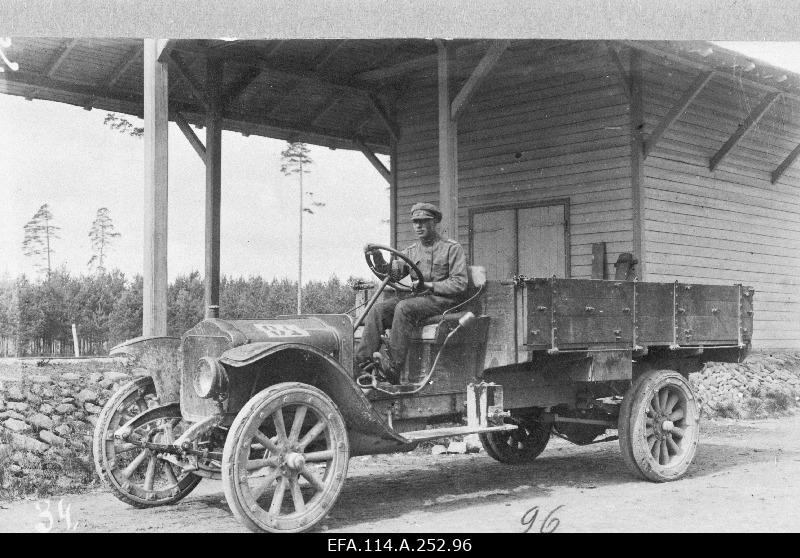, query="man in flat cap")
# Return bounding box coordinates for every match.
[355,202,468,384]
